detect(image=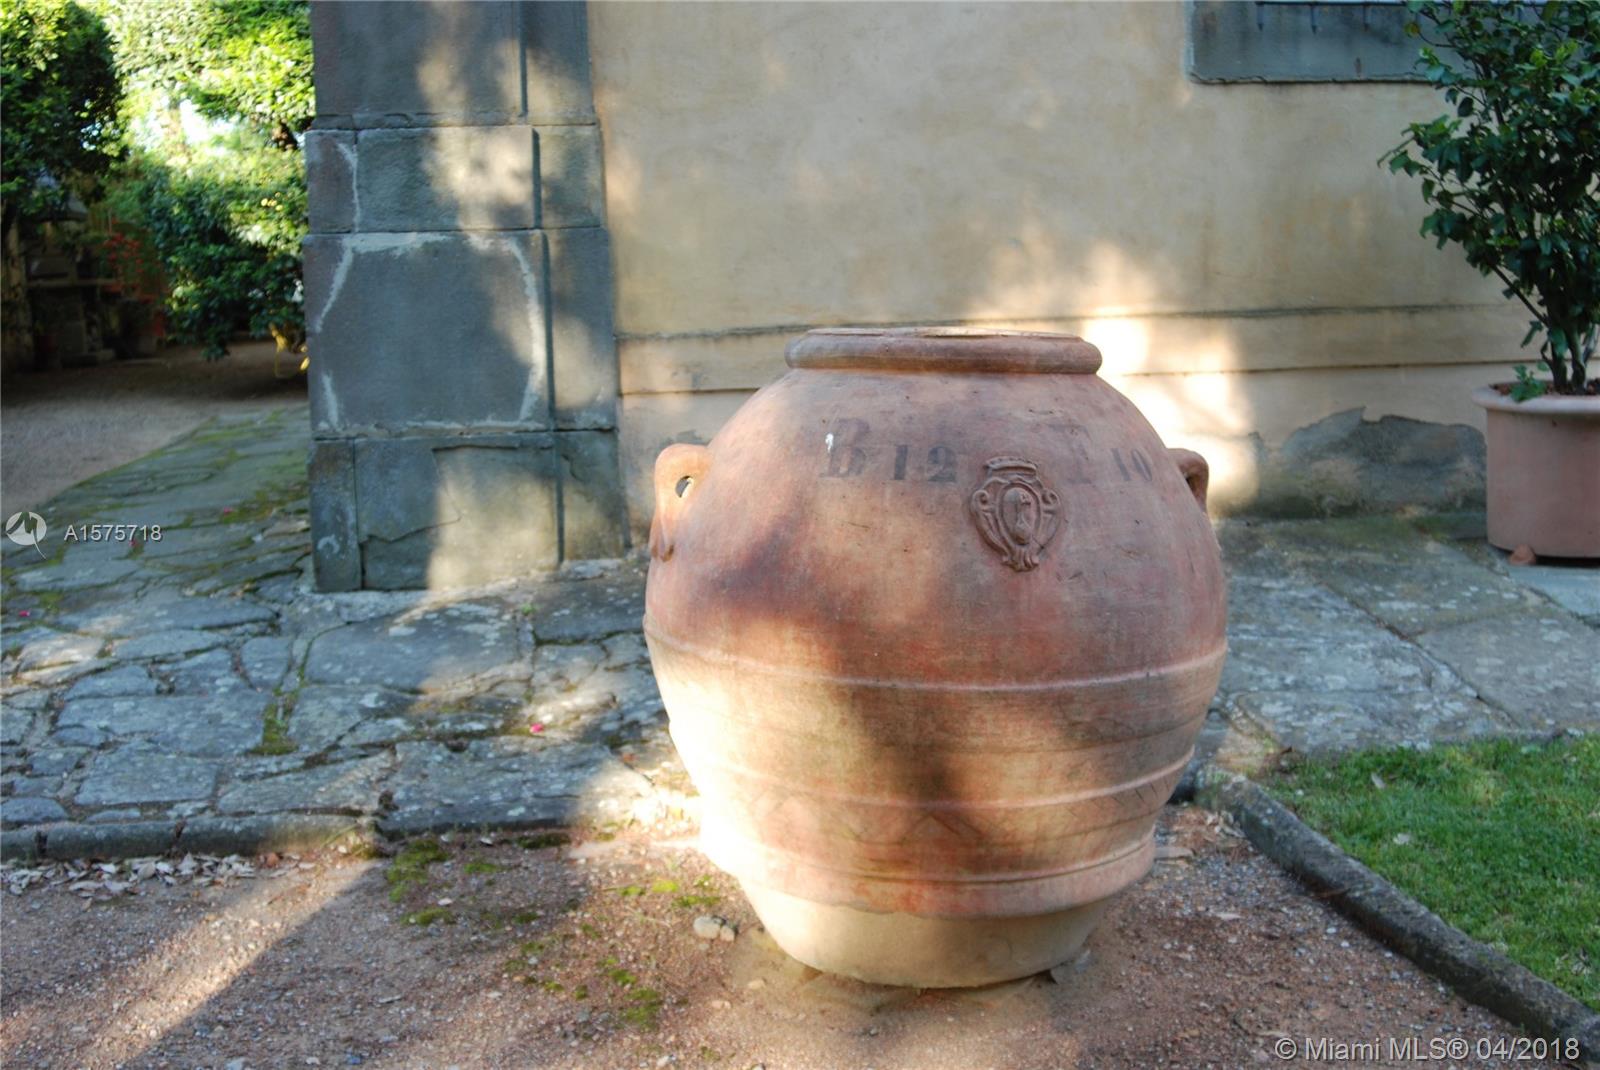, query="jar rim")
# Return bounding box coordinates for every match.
[785,327,1103,375]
